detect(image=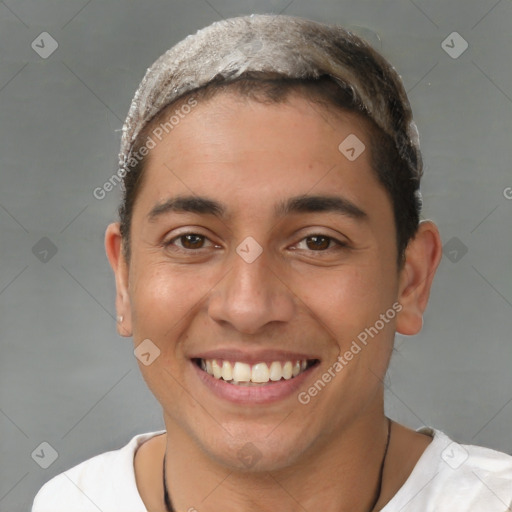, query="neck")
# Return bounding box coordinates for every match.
[162,408,391,512]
